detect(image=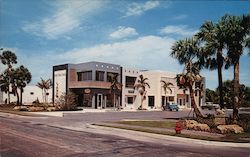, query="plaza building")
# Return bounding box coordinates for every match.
[53,62,122,109]
[0,61,205,110]
[52,61,205,110]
